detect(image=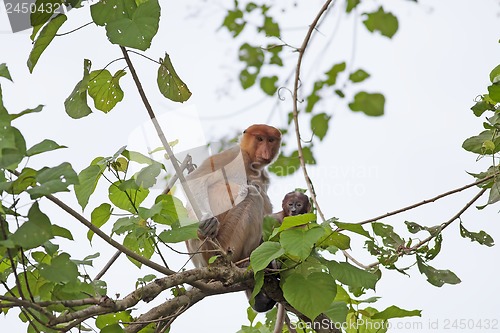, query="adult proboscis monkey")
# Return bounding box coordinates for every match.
[183,124,281,311]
